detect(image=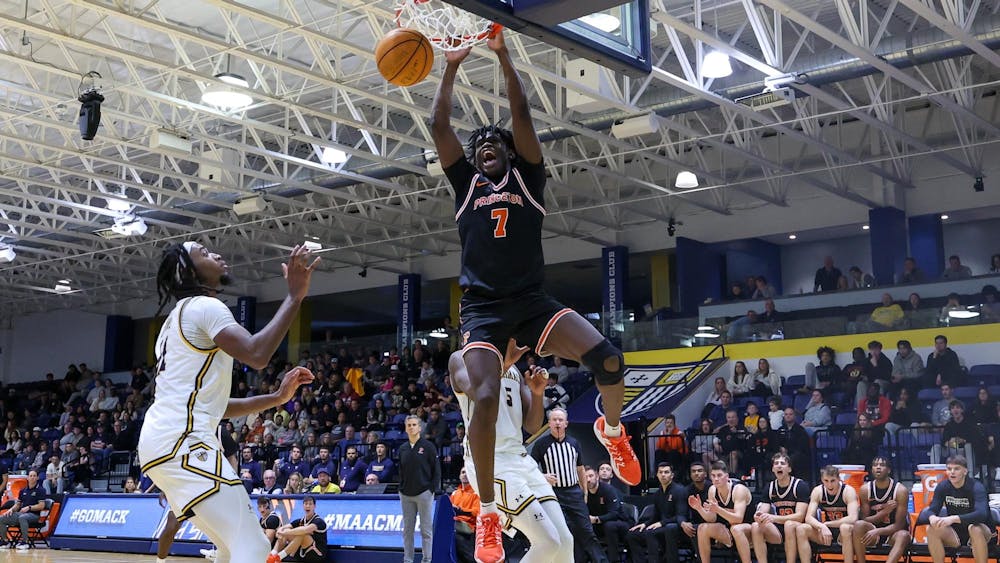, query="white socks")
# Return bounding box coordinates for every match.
[481,501,498,515]
[157,558,167,563]
[604,423,622,438]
